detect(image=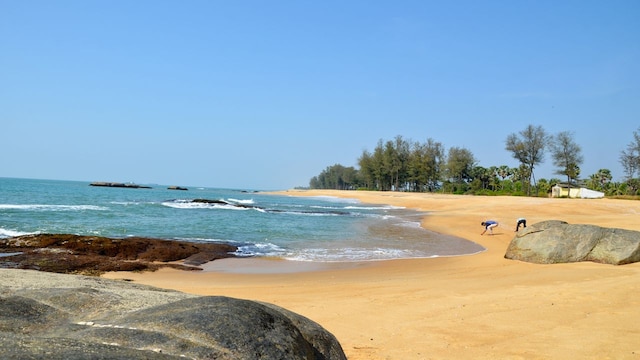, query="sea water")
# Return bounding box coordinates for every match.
[0,178,484,262]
